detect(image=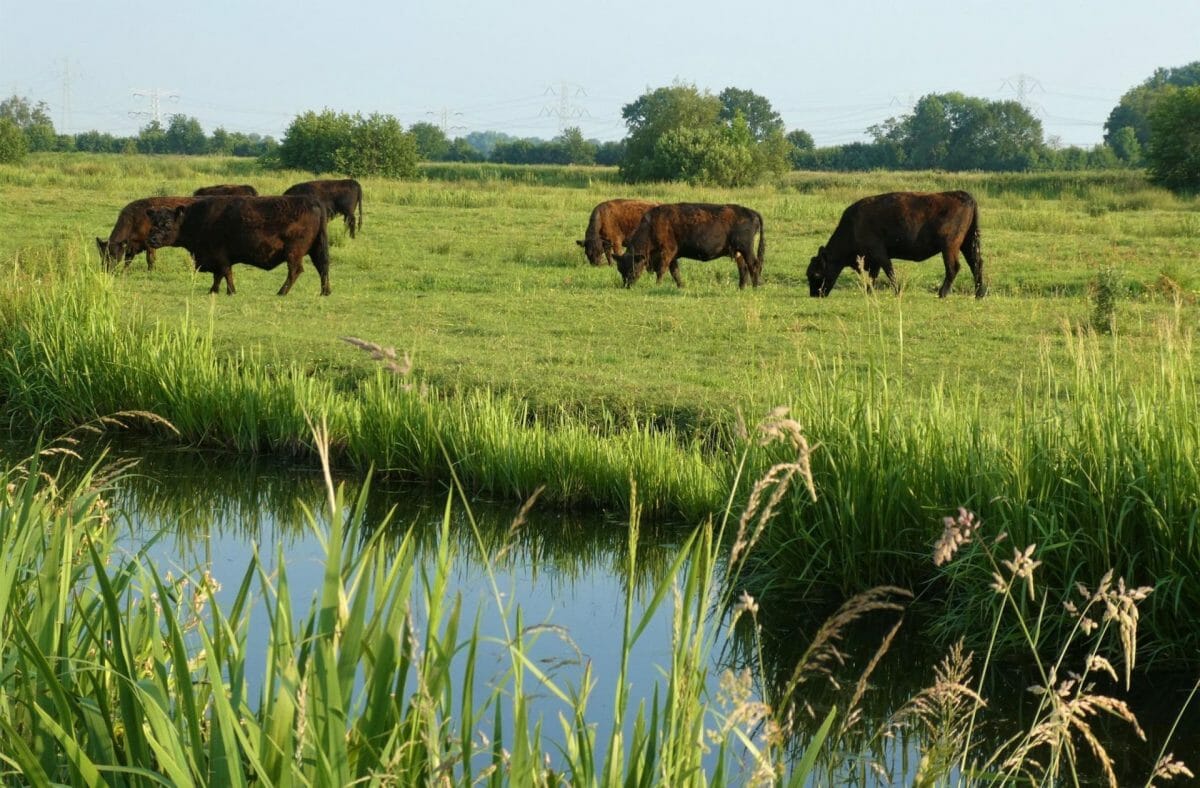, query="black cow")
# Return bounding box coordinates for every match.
[146,195,331,296]
[283,179,363,238]
[96,196,194,270]
[807,190,986,298]
[193,184,259,196]
[614,203,765,289]
[576,199,658,266]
